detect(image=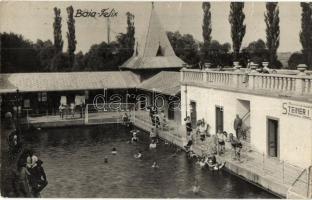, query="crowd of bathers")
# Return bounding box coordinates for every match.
[184,116,244,162]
